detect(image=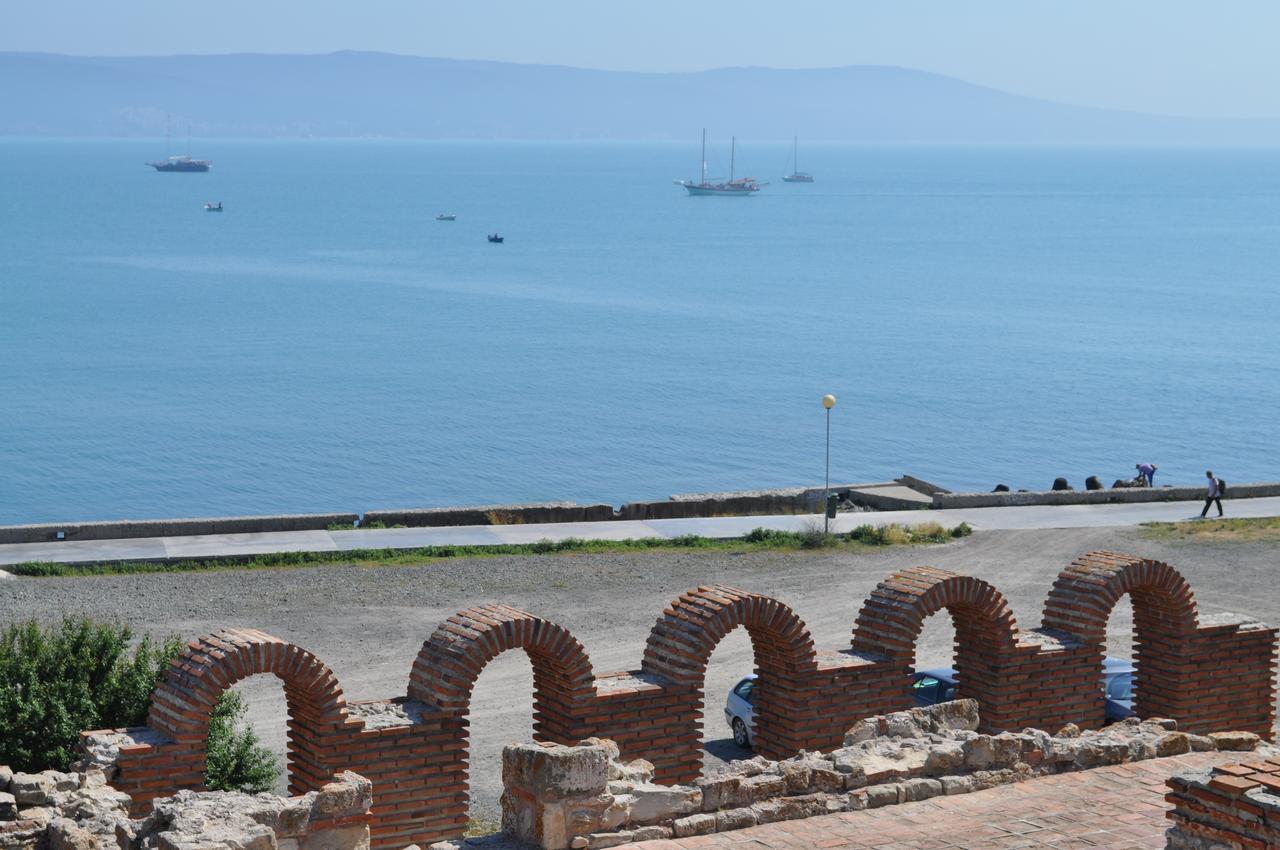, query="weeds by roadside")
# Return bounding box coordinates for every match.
[1140,516,1280,543]
[9,520,975,578]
